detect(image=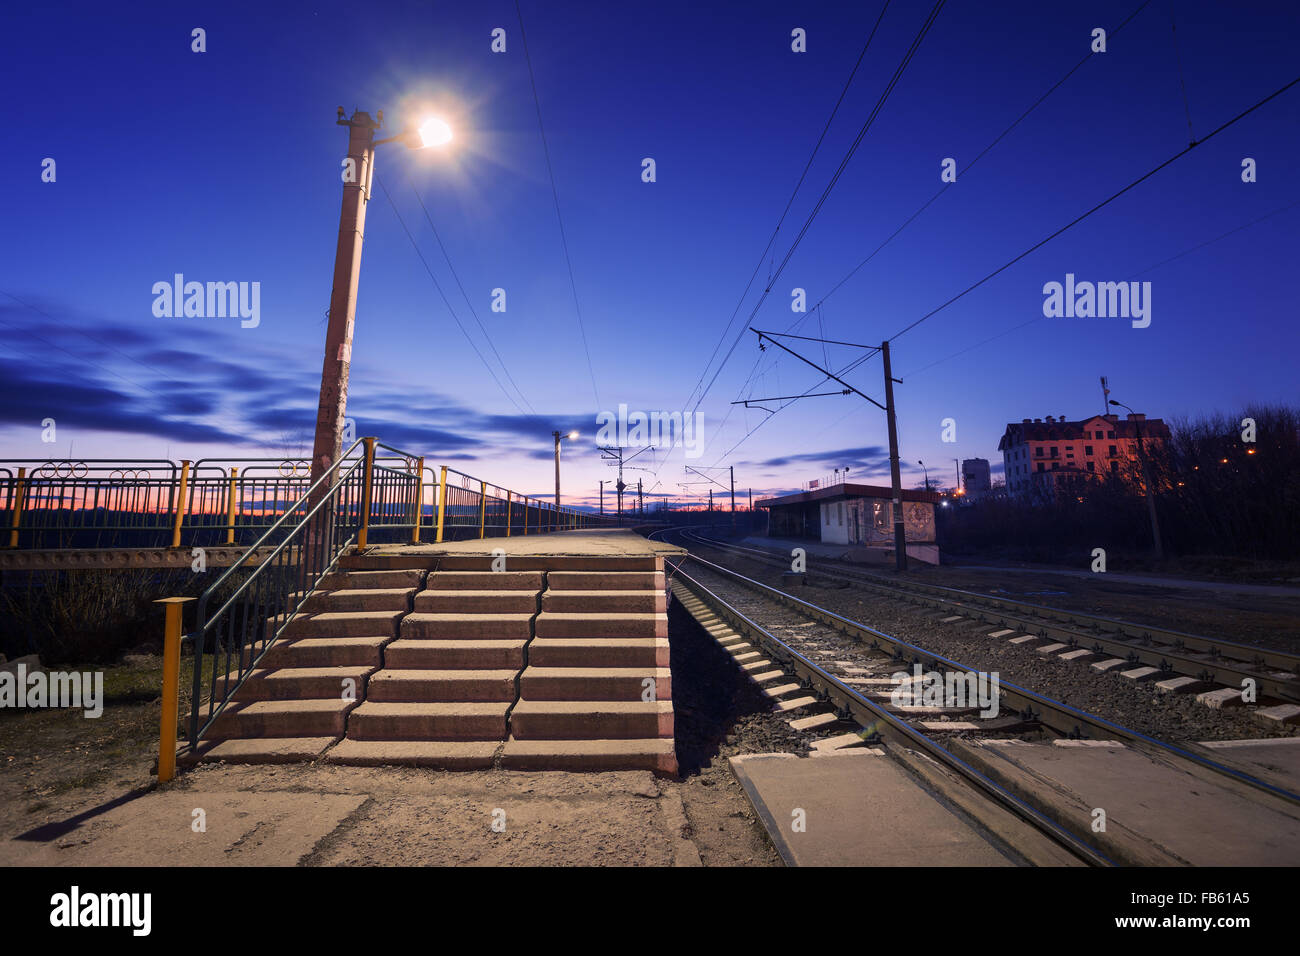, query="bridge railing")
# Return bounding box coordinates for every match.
[435,466,619,541]
[0,449,444,551]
